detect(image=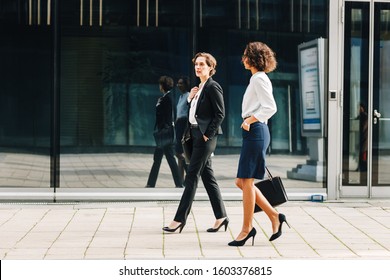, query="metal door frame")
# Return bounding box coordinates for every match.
[328,0,390,199]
